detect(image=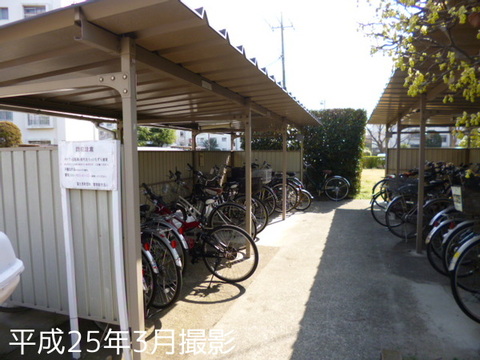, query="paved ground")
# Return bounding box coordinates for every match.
[1,199,479,360]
